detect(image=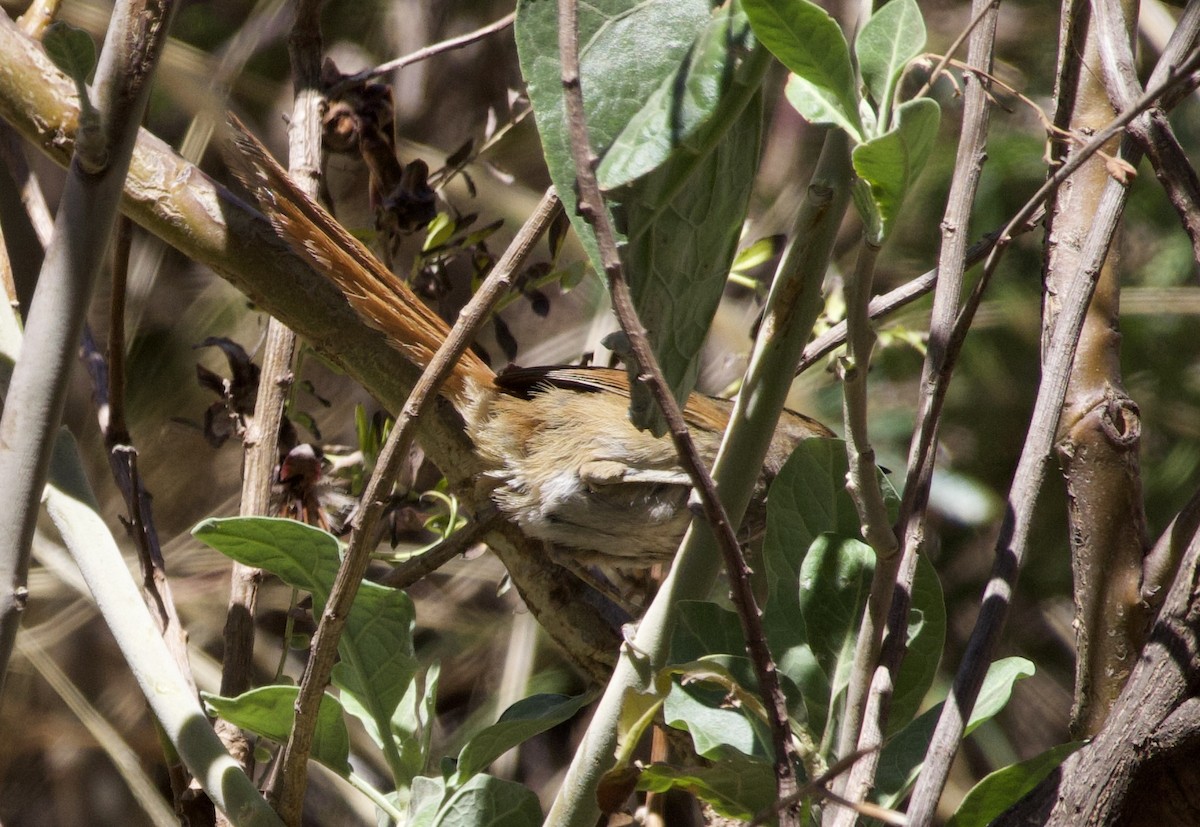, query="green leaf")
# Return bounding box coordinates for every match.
[851,97,941,242]
[614,686,669,768]
[730,235,784,275]
[422,213,456,252]
[947,741,1085,827]
[888,551,946,735]
[797,533,874,708]
[516,0,768,431]
[767,489,941,743]
[433,773,543,827]
[669,600,811,729]
[967,657,1036,735]
[406,776,446,827]
[663,658,772,760]
[455,694,591,780]
[193,517,418,786]
[760,438,898,740]
[43,22,97,85]
[855,0,926,120]
[202,686,351,776]
[390,665,440,784]
[638,754,775,820]
[875,657,1036,808]
[670,600,753,665]
[616,91,764,430]
[744,0,862,140]
[598,3,762,188]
